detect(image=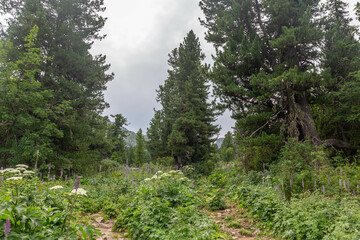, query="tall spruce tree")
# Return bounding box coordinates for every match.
[0,0,112,169]
[108,114,128,164]
[146,109,168,160]
[148,30,219,167]
[134,128,146,166]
